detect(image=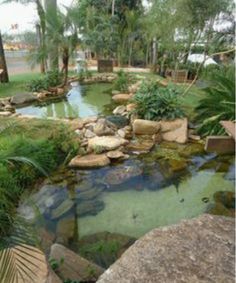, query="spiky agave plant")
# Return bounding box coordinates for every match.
[195,66,235,136]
